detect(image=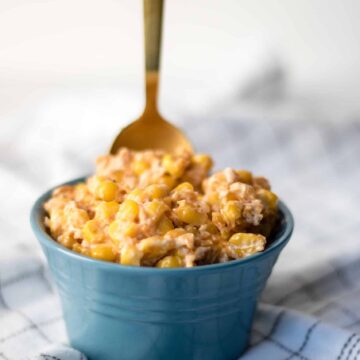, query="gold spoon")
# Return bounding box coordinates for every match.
[110,0,193,154]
